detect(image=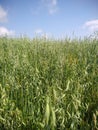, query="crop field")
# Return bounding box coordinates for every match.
[0,37,98,130]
